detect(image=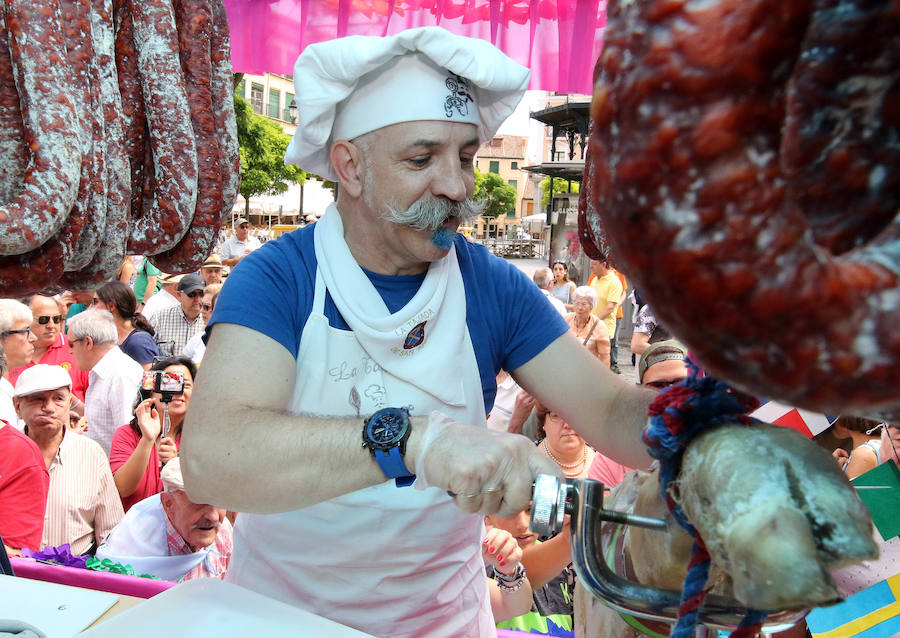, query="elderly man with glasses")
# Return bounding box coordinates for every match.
[8,295,90,404]
[68,309,144,456]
